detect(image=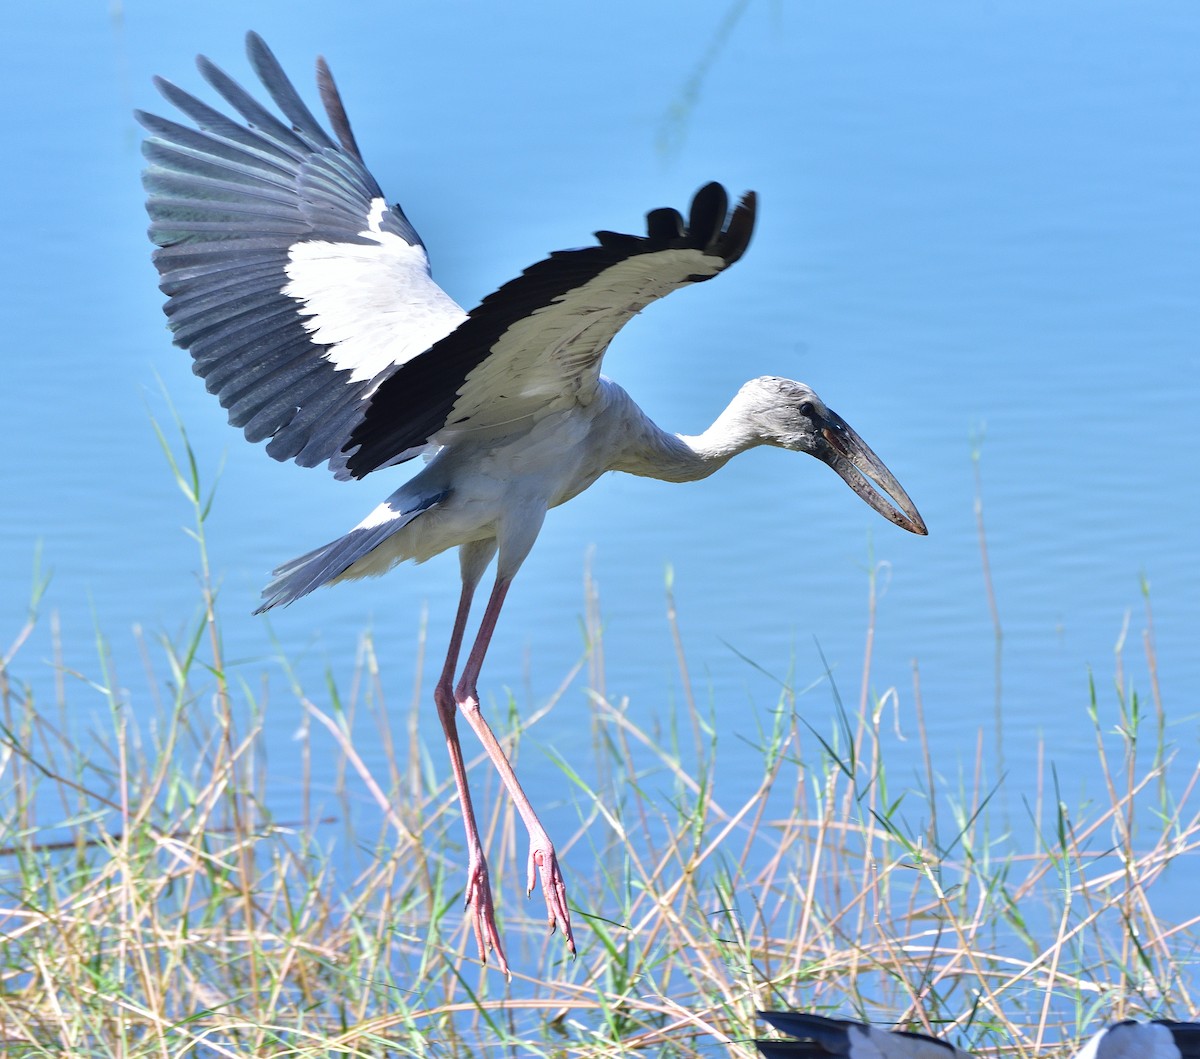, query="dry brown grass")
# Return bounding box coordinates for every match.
[0,426,1196,1057]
